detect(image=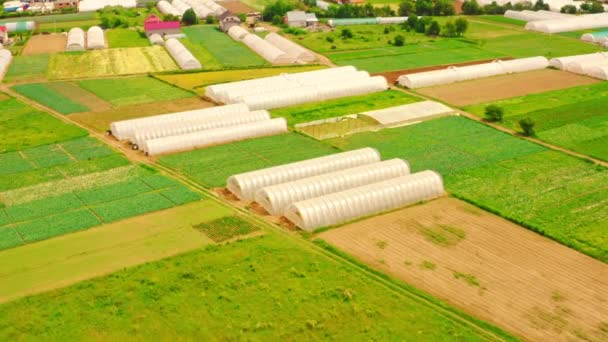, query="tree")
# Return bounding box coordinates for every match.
[181,8,199,26]
[206,15,217,24]
[519,117,535,136]
[398,0,415,16]
[434,0,456,16]
[426,20,440,36]
[580,2,591,12]
[415,0,434,15]
[394,35,405,46]
[483,1,505,14]
[444,20,457,37]
[237,13,247,22]
[272,14,282,25]
[341,28,353,39]
[262,0,293,22]
[533,0,549,10]
[590,1,605,13]
[407,15,418,30]
[484,105,504,122]
[414,20,426,33]
[462,0,483,14]
[455,17,469,36]
[560,4,577,13]
[384,26,390,34]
